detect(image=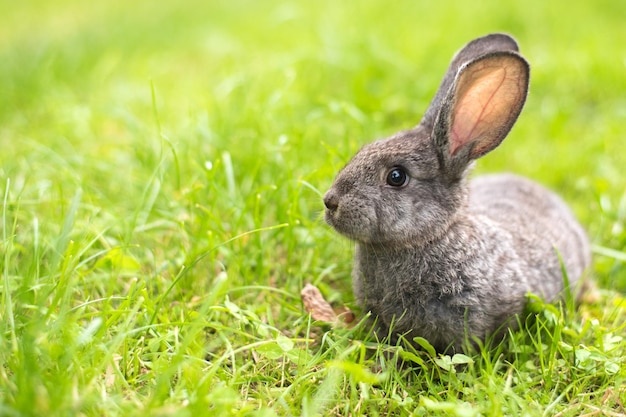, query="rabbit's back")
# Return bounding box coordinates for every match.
[469,173,590,299]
